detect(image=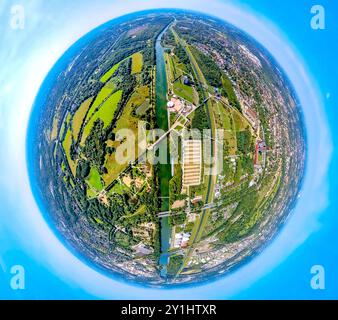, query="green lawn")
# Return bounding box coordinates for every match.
[86,188,97,199]
[233,110,249,131]
[110,181,129,195]
[173,81,194,103]
[87,166,103,191]
[164,53,175,84]
[81,90,122,145]
[131,52,143,74]
[86,82,116,121]
[66,112,71,125]
[100,62,121,83]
